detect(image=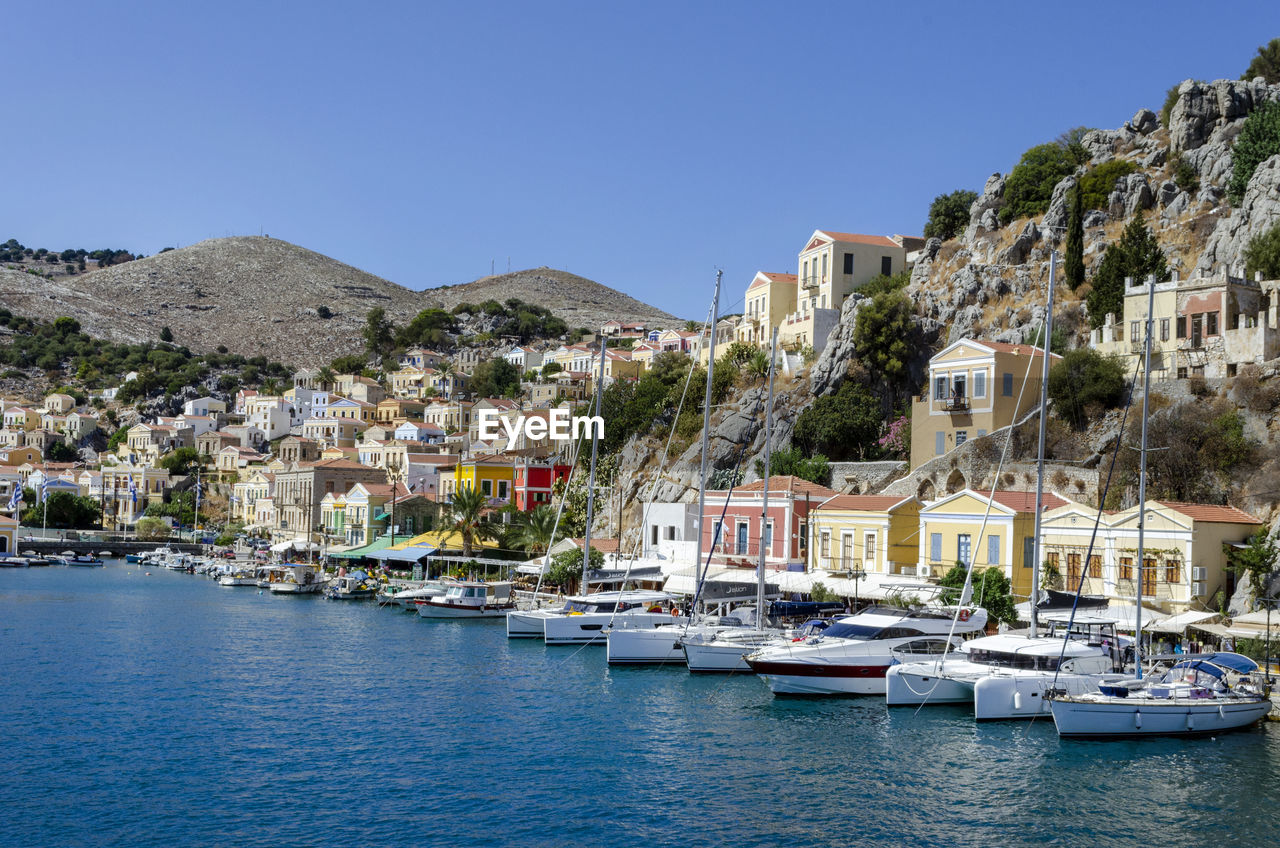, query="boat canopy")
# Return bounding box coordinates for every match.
[768,600,846,618]
[1171,652,1259,676]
